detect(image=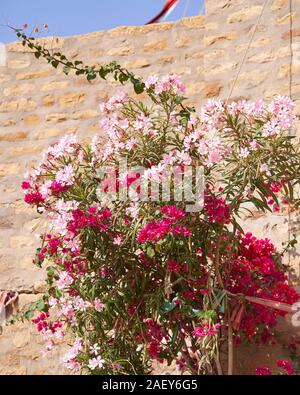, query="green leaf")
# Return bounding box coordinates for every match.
[161,300,176,314]
[36,299,46,311]
[24,310,34,320]
[51,60,59,68]
[99,67,108,79]
[87,72,97,81]
[63,65,70,75]
[75,69,85,75]
[146,246,155,258]
[34,248,43,268]
[133,81,145,94]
